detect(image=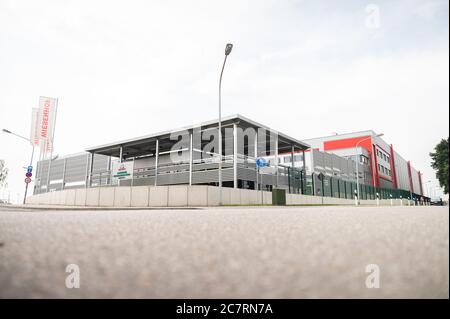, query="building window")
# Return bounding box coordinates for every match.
[294,154,304,162]
[360,155,369,164]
